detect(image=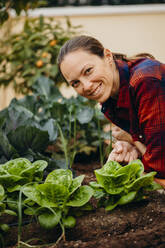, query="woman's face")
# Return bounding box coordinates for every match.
[60,49,119,103]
